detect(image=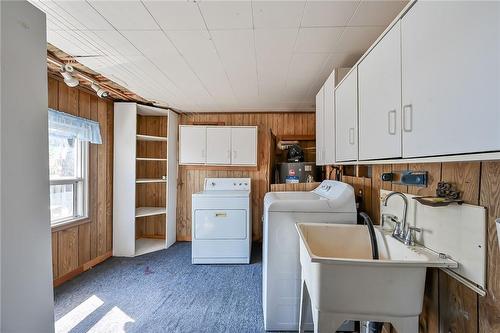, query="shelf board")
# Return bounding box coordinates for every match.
[136,134,168,142]
[135,207,167,218]
[136,178,167,184]
[135,238,165,256]
[136,157,167,161]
